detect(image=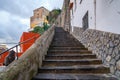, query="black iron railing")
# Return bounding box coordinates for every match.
[0,35,40,60]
